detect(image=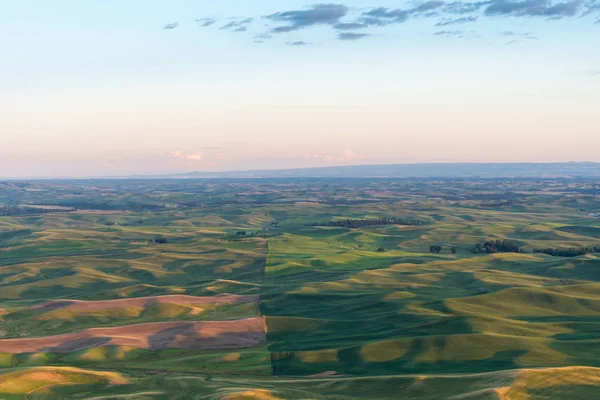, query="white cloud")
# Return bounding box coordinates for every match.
[303,148,362,163]
[169,151,204,161]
